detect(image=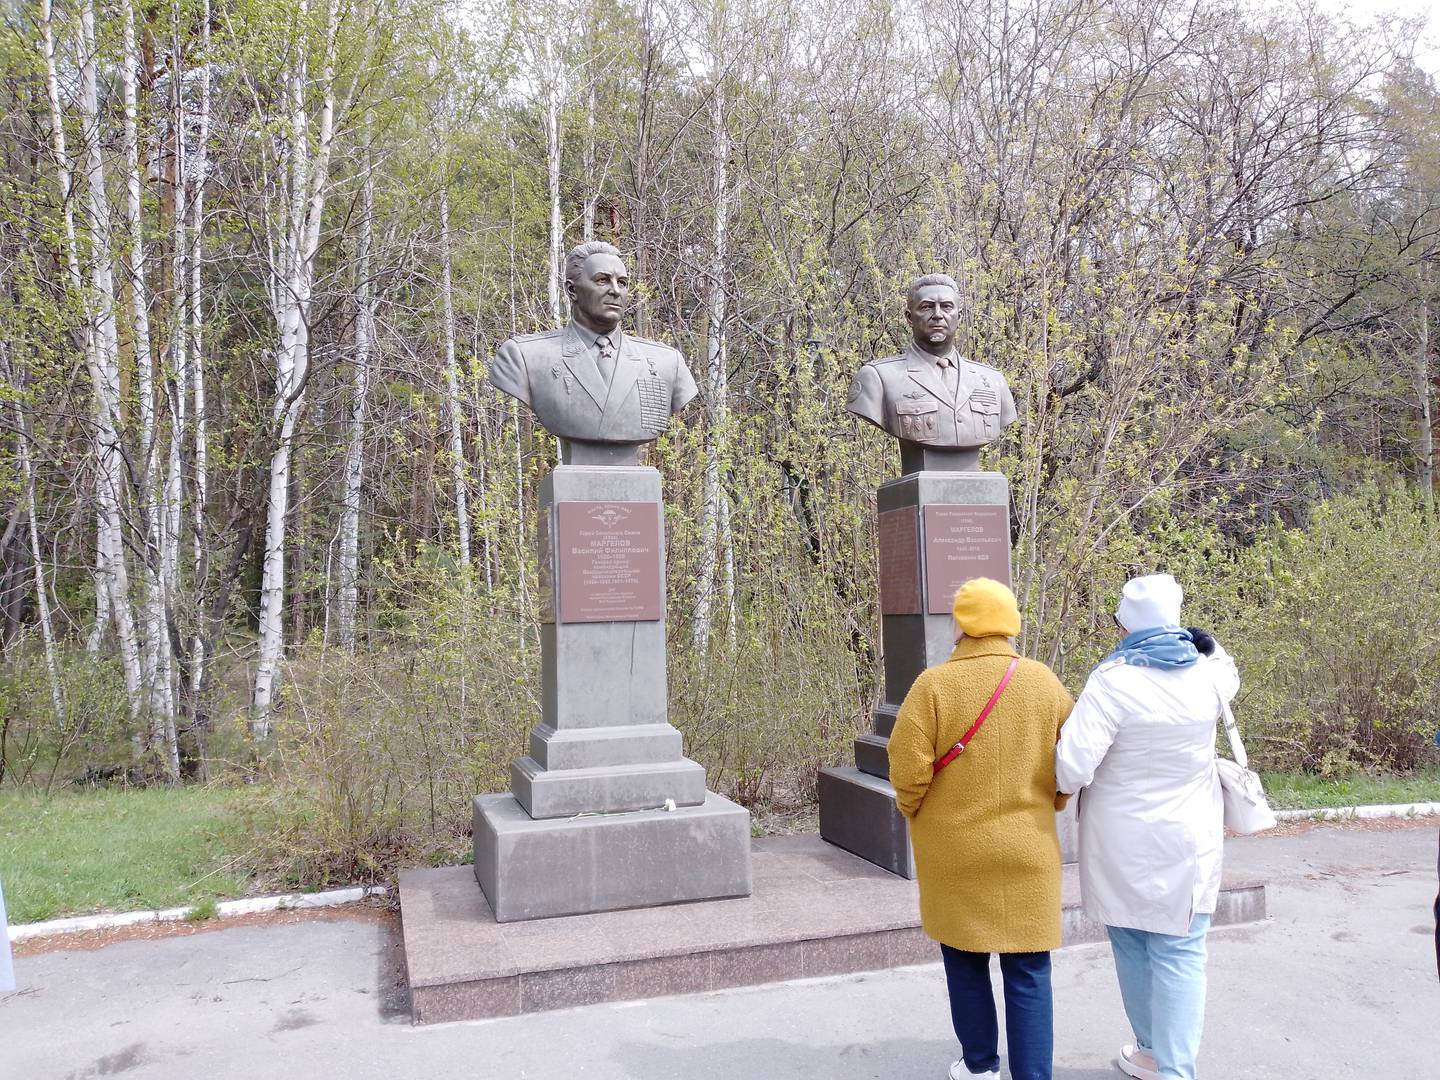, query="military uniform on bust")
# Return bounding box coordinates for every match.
[489,322,697,444]
[847,343,1017,449]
